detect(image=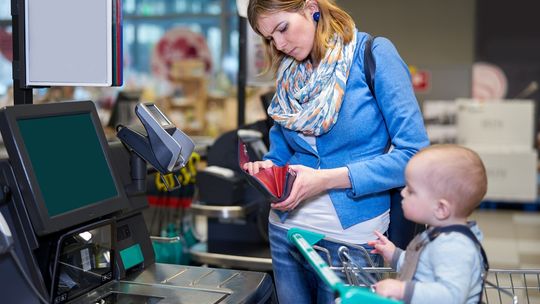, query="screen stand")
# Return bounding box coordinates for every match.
[125,152,146,196]
[11,0,34,105]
